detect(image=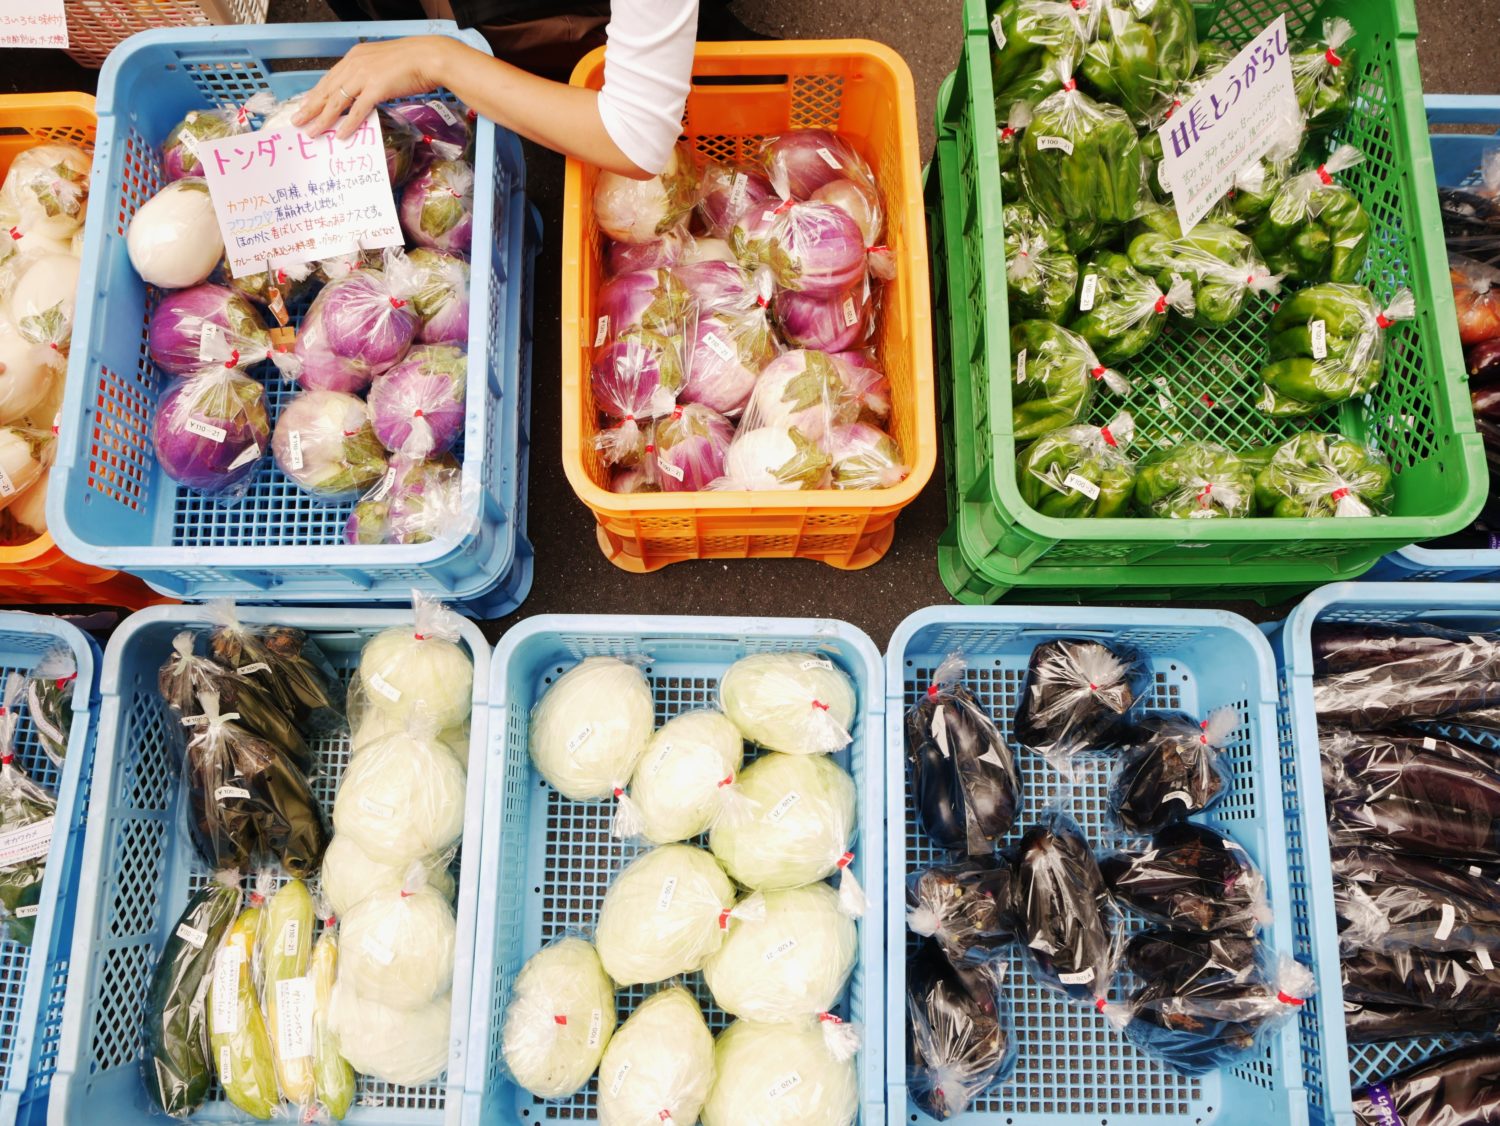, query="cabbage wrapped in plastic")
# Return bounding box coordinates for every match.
[830,422,906,490]
[343,454,465,546]
[907,858,1017,964]
[319,834,453,919]
[701,1018,859,1126]
[703,883,857,1022]
[832,351,892,423]
[760,129,877,203]
[741,201,867,294]
[1101,822,1271,937]
[698,161,777,239]
[1015,811,1117,1003]
[530,655,653,802]
[149,284,271,379]
[0,142,91,238]
[351,704,468,766]
[708,752,865,914]
[338,871,456,1010]
[682,311,778,417]
[595,844,745,985]
[647,403,733,492]
[1108,708,1236,835]
[332,728,467,866]
[621,709,744,843]
[501,937,617,1099]
[400,158,474,255]
[776,277,875,353]
[720,650,856,755]
[1013,638,1149,776]
[271,390,387,498]
[905,654,1021,855]
[154,361,269,494]
[328,978,451,1087]
[408,248,470,346]
[351,591,473,731]
[594,141,698,244]
[906,940,1016,1120]
[597,986,713,1126]
[369,343,467,457]
[744,349,860,442]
